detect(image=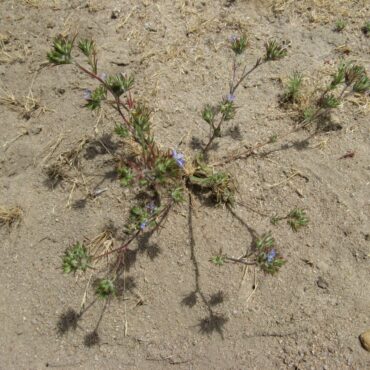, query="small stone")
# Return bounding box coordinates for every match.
[316,276,329,289]
[224,0,236,7]
[144,23,157,32]
[0,32,10,44]
[30,127,42,135]
[359,330,370,351]
[111,9,120,19]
